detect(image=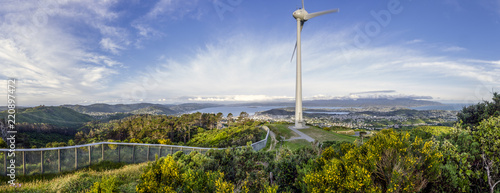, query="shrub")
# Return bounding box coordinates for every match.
[303,129,443,192]
[88,176,119,193]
